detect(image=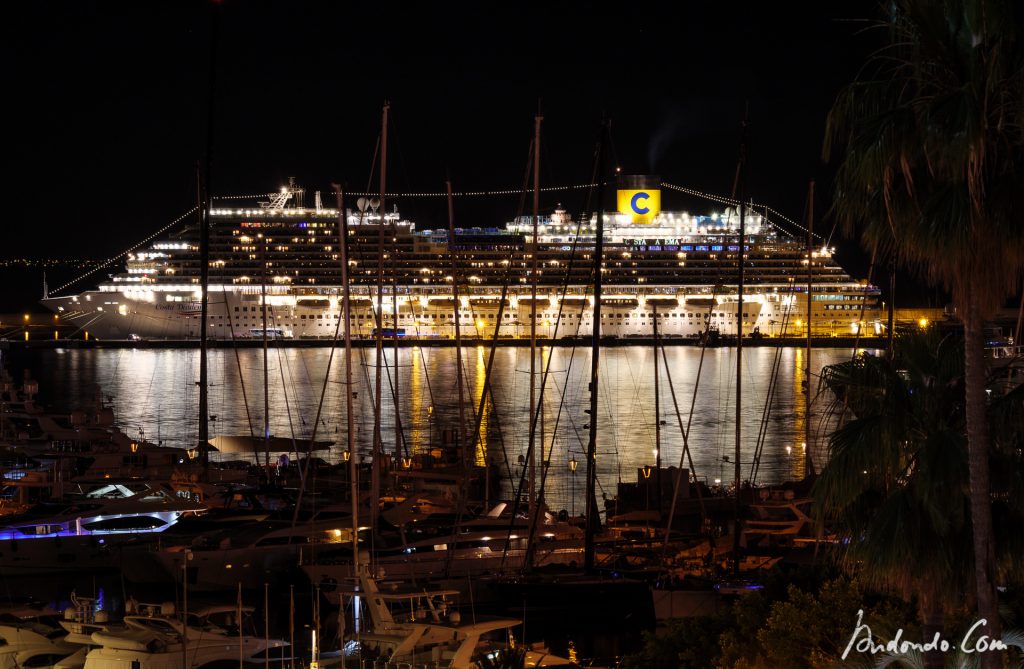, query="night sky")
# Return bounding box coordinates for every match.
[3,0,924,313]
